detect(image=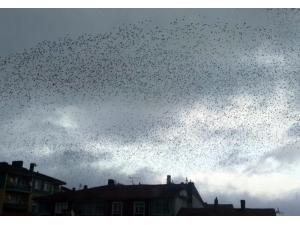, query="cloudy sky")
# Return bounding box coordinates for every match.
[1,7,300,215]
